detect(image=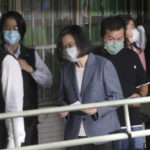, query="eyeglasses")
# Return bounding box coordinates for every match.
[3,25,19,31]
